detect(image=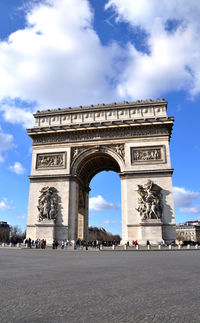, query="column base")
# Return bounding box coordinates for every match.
[139,219,163,245]
[35,219,55,245]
